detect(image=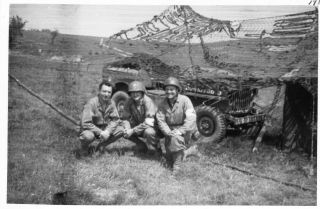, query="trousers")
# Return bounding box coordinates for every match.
[79,125,125,150]
[165,128,199,153]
